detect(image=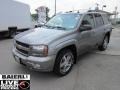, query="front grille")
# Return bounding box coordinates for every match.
[16,47,29,56]
[15,41,30,56]
[16,41,29,48]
